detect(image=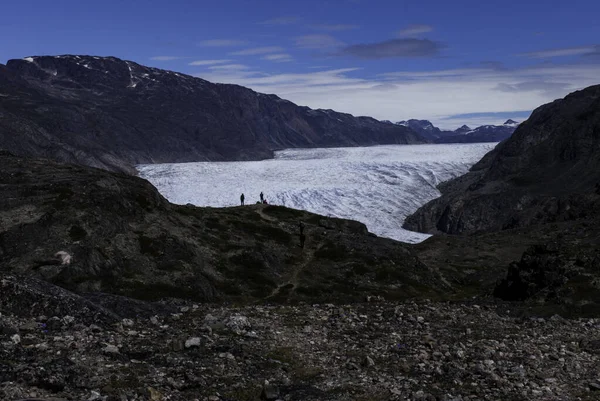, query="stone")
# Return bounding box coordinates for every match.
[225,314,251,334]
[146,387,162,401]
[171,338,186,352]
[11,334,21,344]
[47,317,62,331]
[103,344,119,354]
[122,318,134,327]
[363,355,375,367]
[0,320,19,335]
[185,337,202,348]
[88,390,103,400]
[261,382,279,401]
